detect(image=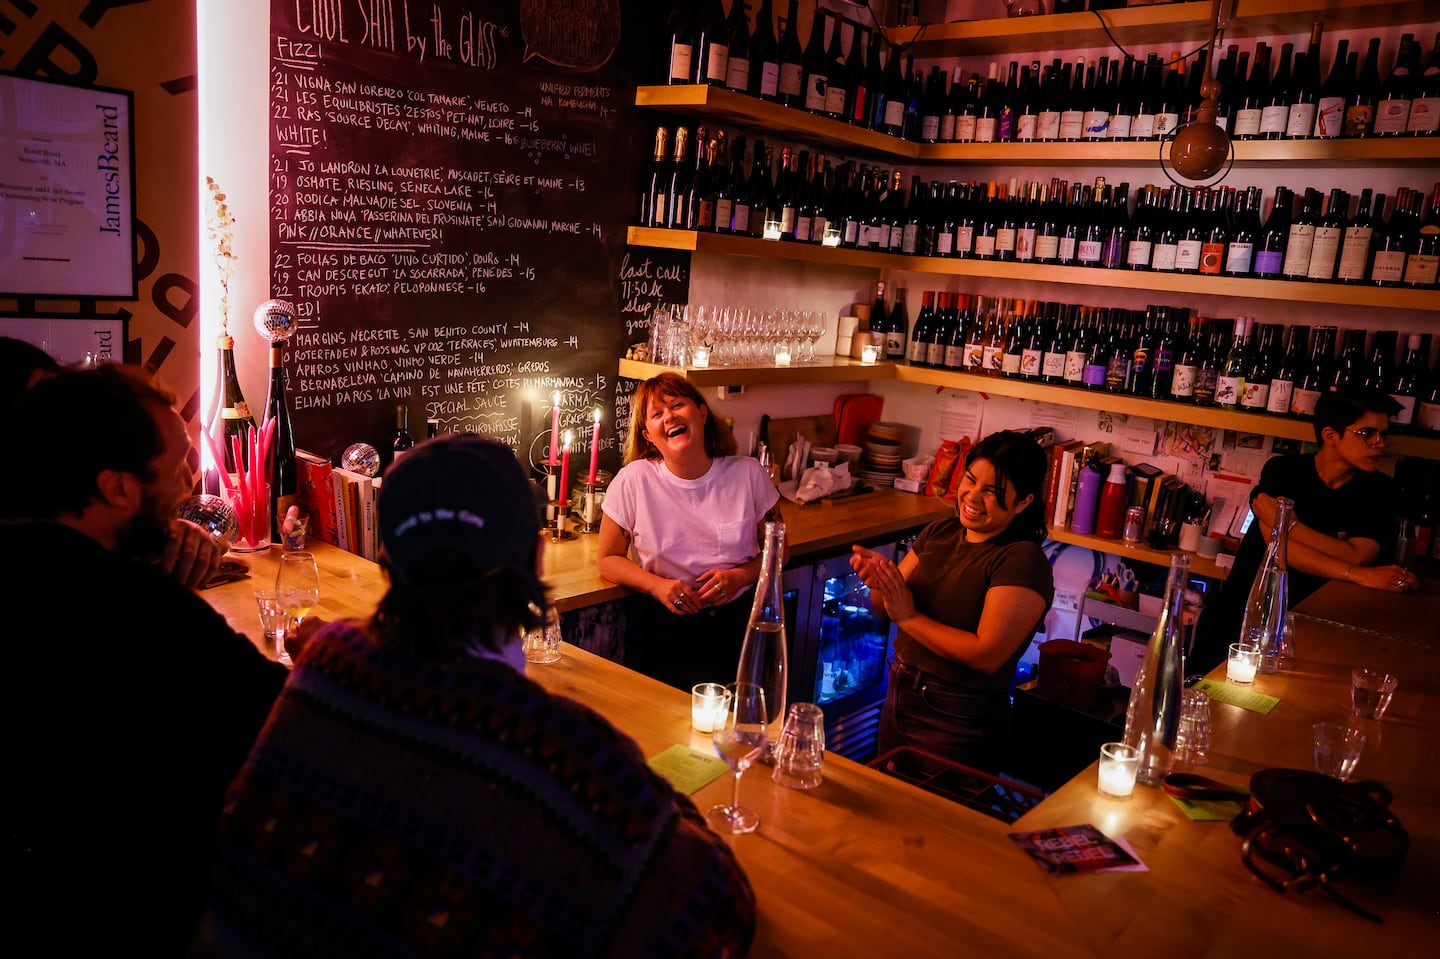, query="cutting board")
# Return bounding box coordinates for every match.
[766,415,836,454]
